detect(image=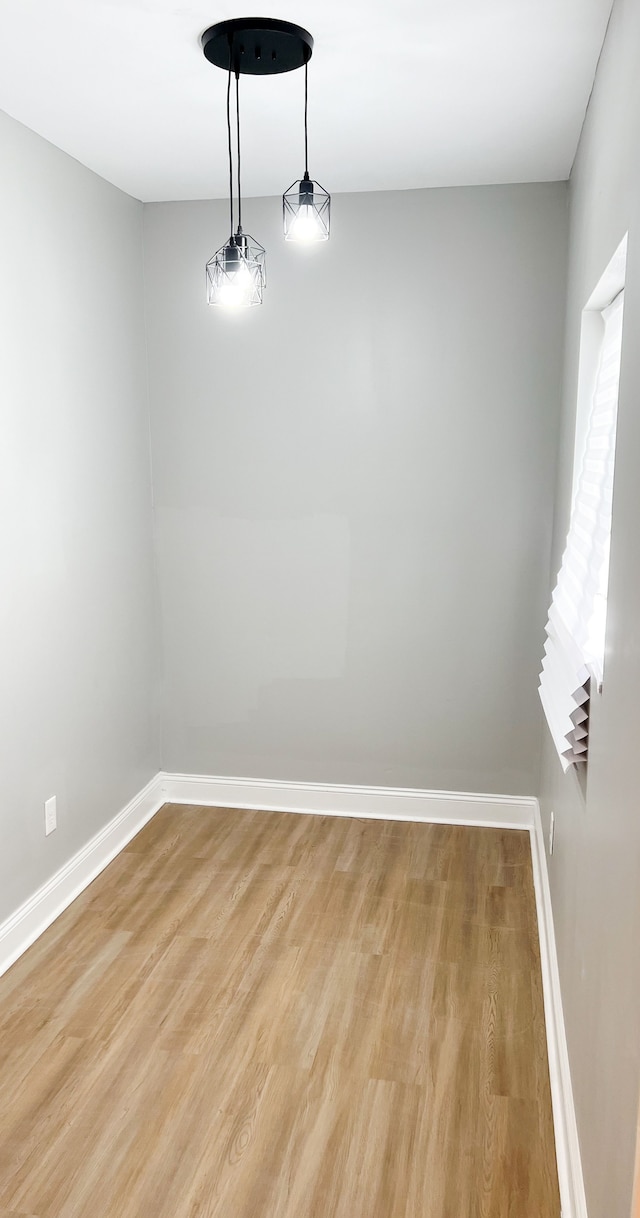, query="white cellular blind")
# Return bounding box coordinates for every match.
[539,290,624,770]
